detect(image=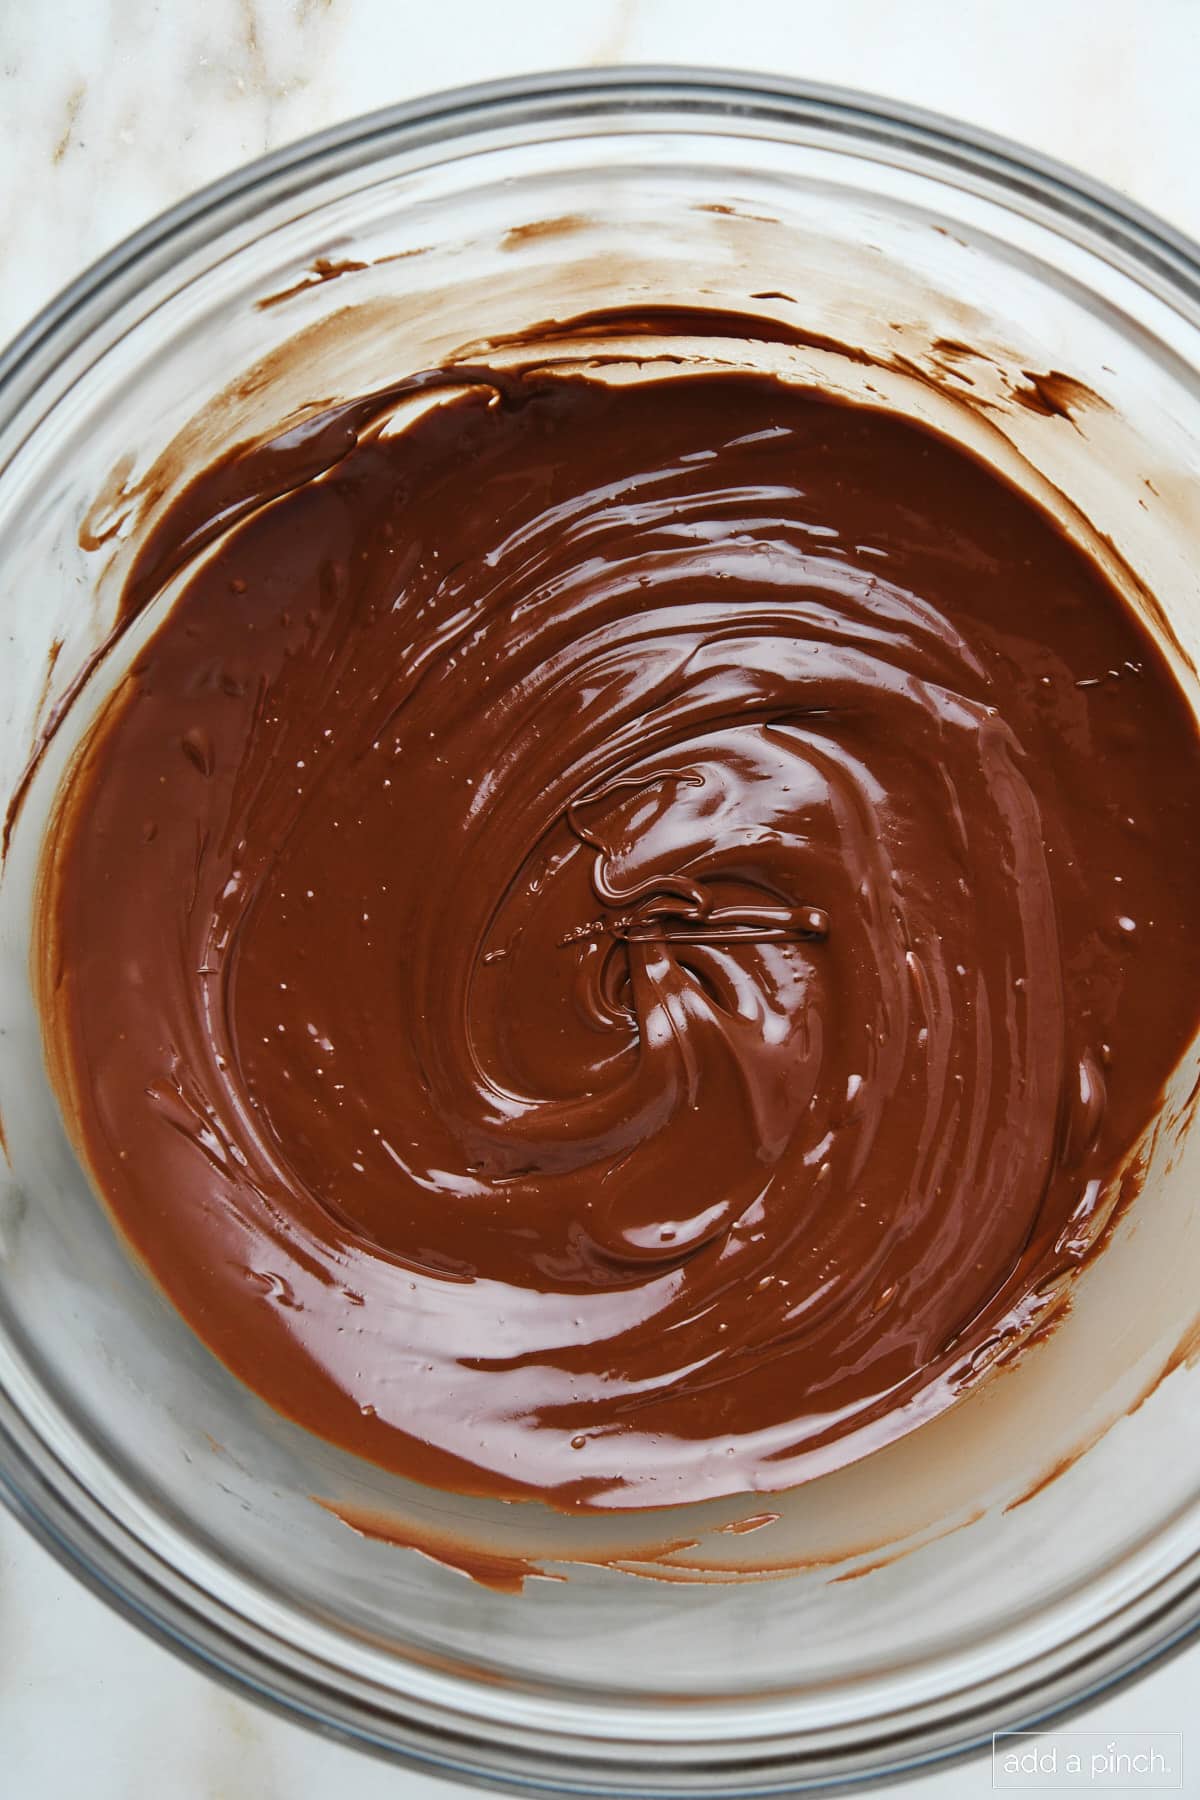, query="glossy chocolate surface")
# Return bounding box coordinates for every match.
[41,317,1200,1509]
